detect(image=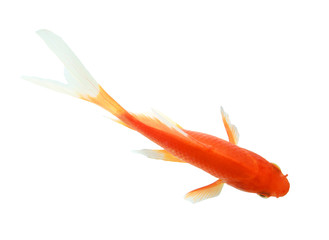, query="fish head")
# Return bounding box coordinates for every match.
[270,173,290,198]
[271,162,290,198]
[258,163,290,198]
